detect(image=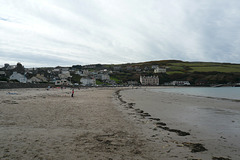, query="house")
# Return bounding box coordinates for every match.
[52,68,60,73]
[81,70,90,76]
[29,77,42,83]
[0,71,6,77]
[83,65,96,69]
[75,70,83,75]
[36,74,48,82]
[10,72,27,83]
[235,83,240,87]
[61,70,70,74]
[143,67,150,71]
[140,76,159,86]
[55,79,71,86]
[171,81,190,86]
[151,65,159,69]
[25,68,34,74]
[80,77,96,86]
[154,67,166,73]
[59,67,69,72]
[128,81,139,86]
[58,71,71,79]
[6,65,16,70]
